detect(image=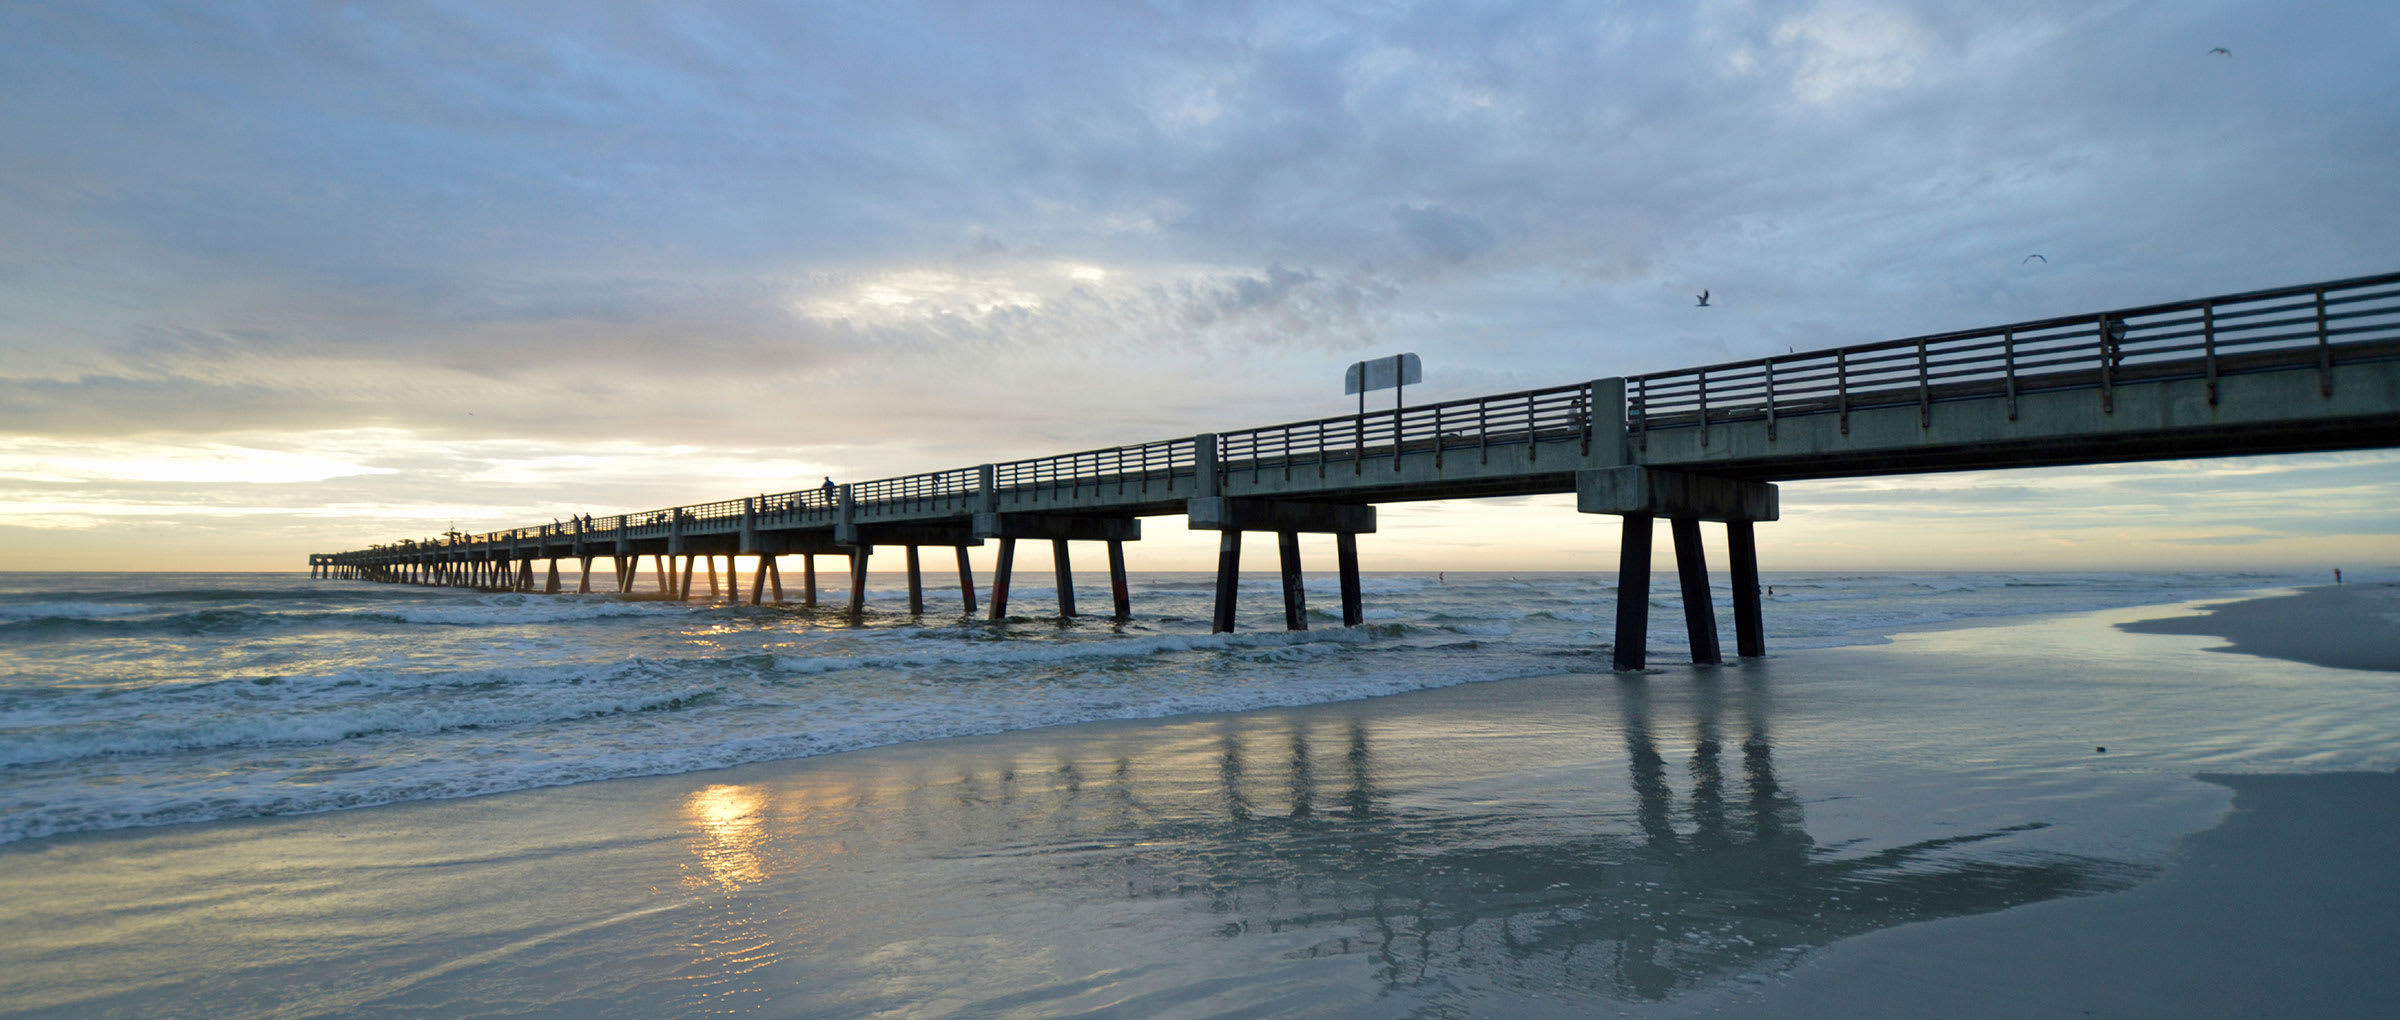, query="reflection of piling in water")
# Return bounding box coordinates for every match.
[1688,675,1728,850]
[1343,719,1375,819]
[1288,727,1315,819]
[1219,731,1253,823]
